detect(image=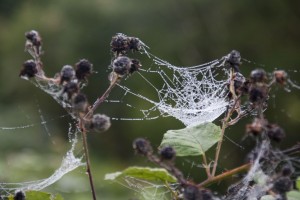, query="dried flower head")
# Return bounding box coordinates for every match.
[133,138,153,156]
[273,70,288,85]
[227,50,241,72]
[25,30,42,47]
[110,33,141,56]
[19,60,38,78]
[72,93,88,113]
[159,146,176,160]
[112,56,141,77]
[90,114,111,133]
[246,118,265,136]
[266,123,285,142]
[63,82,79,99]
[14,191,25,200]
[248,84,268,105]
[250,69,267,83]
[183,185,202,200]
[75,59,93,80]
[60,65,75,84]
